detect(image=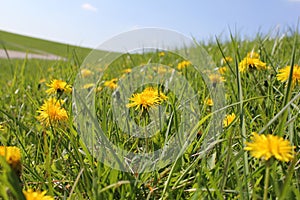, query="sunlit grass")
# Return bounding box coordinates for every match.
[0,29,299,199]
